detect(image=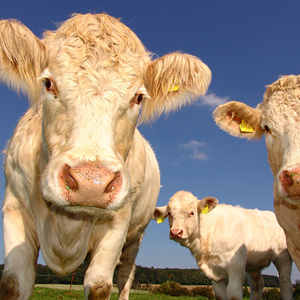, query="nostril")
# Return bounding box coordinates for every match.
[105,173,117,193]
[62,165,78,191]
[105,171,122,193]
[279,171,294,188]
